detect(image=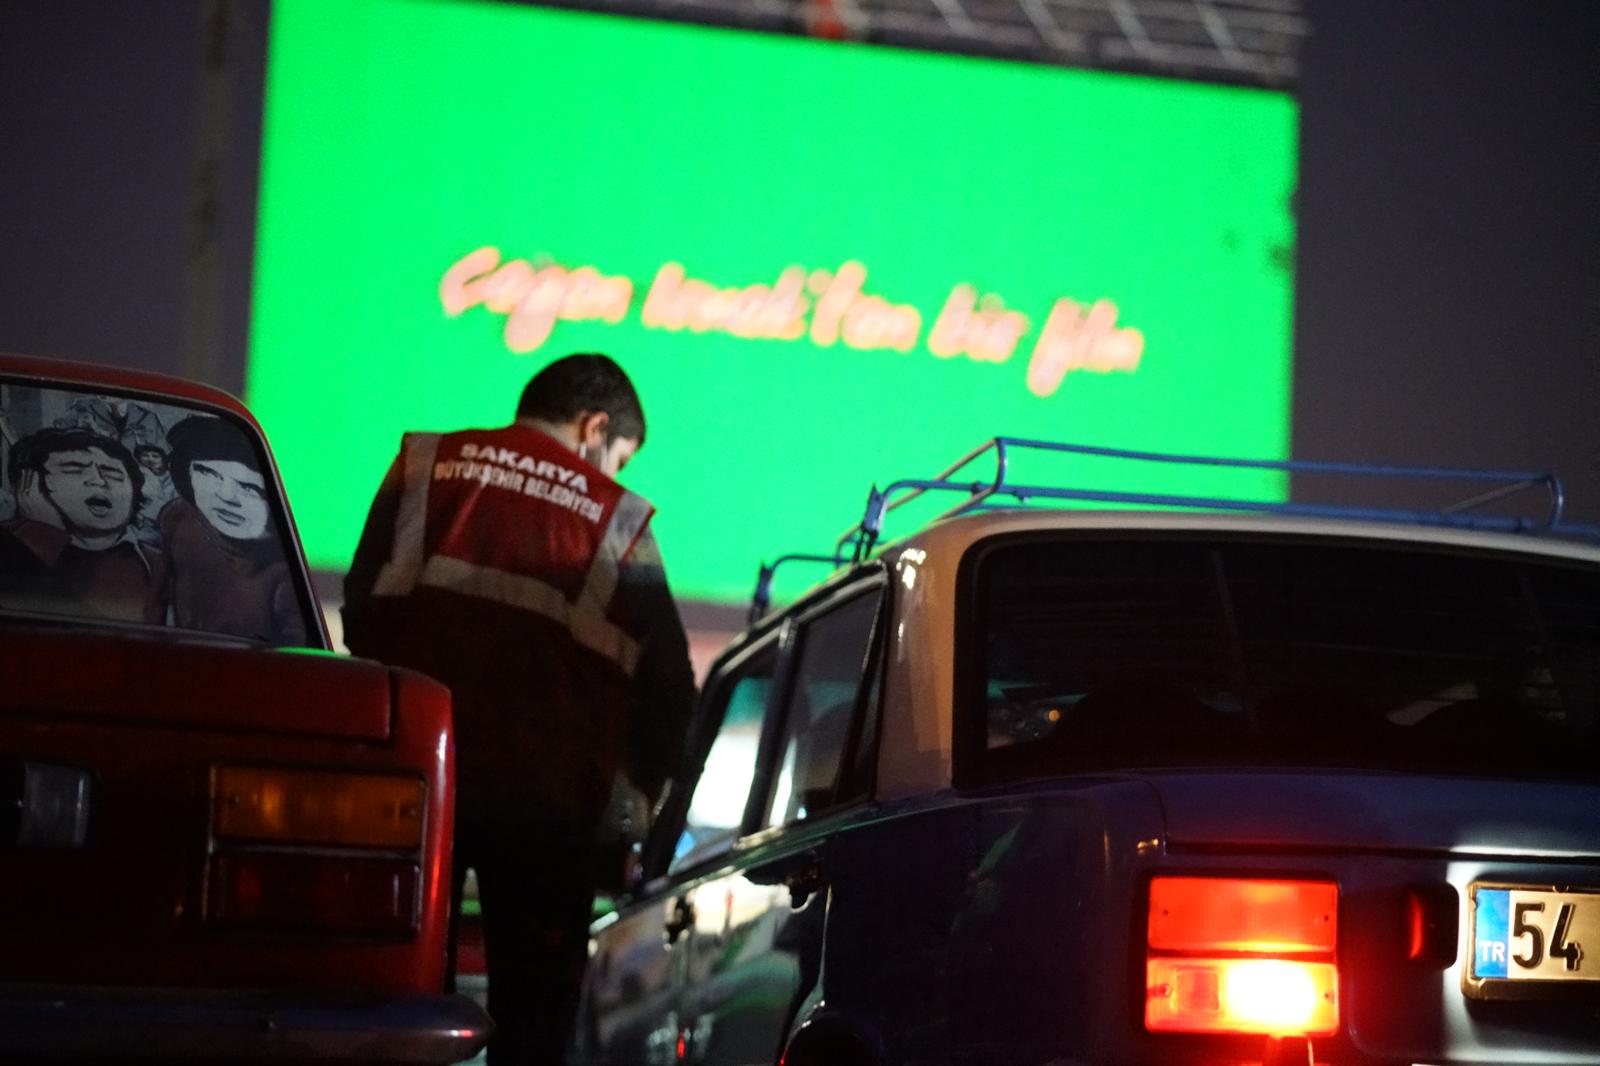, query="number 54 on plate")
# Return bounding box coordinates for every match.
[1467,885,1597,997]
